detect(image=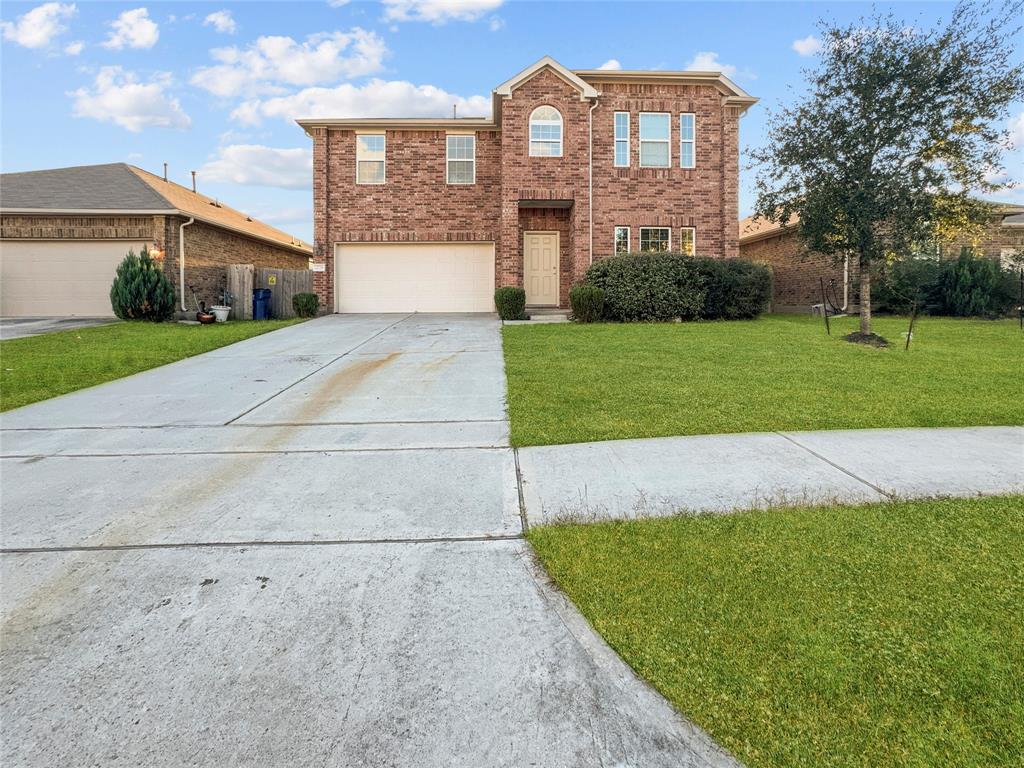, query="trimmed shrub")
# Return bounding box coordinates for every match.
[109,247,176,321]
[695,258,773,320]
[938,253,1016,318]
[569,283,605,323]
[292,292,319,318]
[585,253,705,321]
[494,286,526,320]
